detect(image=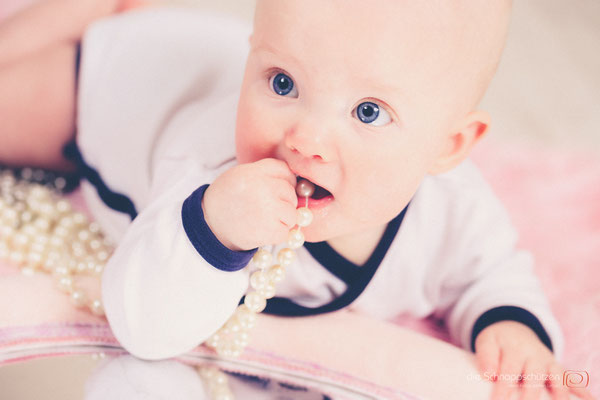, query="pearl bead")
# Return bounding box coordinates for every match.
[73,212,87,226]
[42,259,57,272]
[9,250,25,265]
[53,265,70,277]
[26,251,43,268]
[267,264,286,283]
[96,250,109,262]
[0,225,15,237]
[88,222,100,234]
[89,299,104,316]
[235,307,257,330]
[56,276,74,293]
[213,389,234,400]
[296,179,315,197]
[30,242,46,254]
[54,177,66,191]
[257,283,276,299]
[296,207,313,227]
[70,290,87,307]
[250,270,269,290]
[277,248,295,266]
[244,291,267,313]
[2,208,18,222]
[206,337,220,349]
[287,228,304,249]
[89,239,102,251]
[20,211,33,223]
[34,217,51,232]
[49,236,65,248]
[12,232,30,248]
[251,248,272,269]
[56,200,71,214]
